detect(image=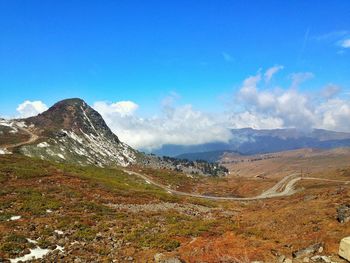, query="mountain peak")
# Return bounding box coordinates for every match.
[26,98,110,137]
[51,98,87,109]
[20,98,137,167]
